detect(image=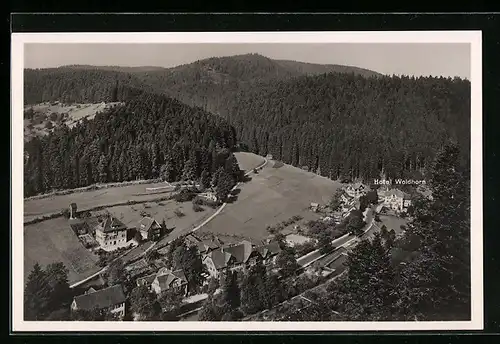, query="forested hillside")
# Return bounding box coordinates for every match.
[24,53,470,185]
[23,68,151,104]
[220,73,471,181]
[23,90,238,197]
